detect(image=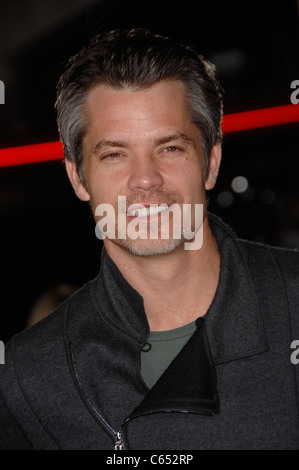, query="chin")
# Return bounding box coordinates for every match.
[119,237,184,257]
